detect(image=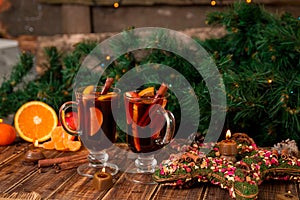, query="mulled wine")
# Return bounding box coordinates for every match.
[78,89,119,152]
[124,85,174,153]
[59,80,121,178]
